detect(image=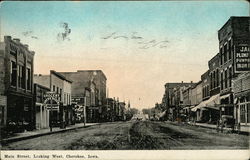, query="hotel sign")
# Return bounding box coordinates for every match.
[235,44,250,72]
